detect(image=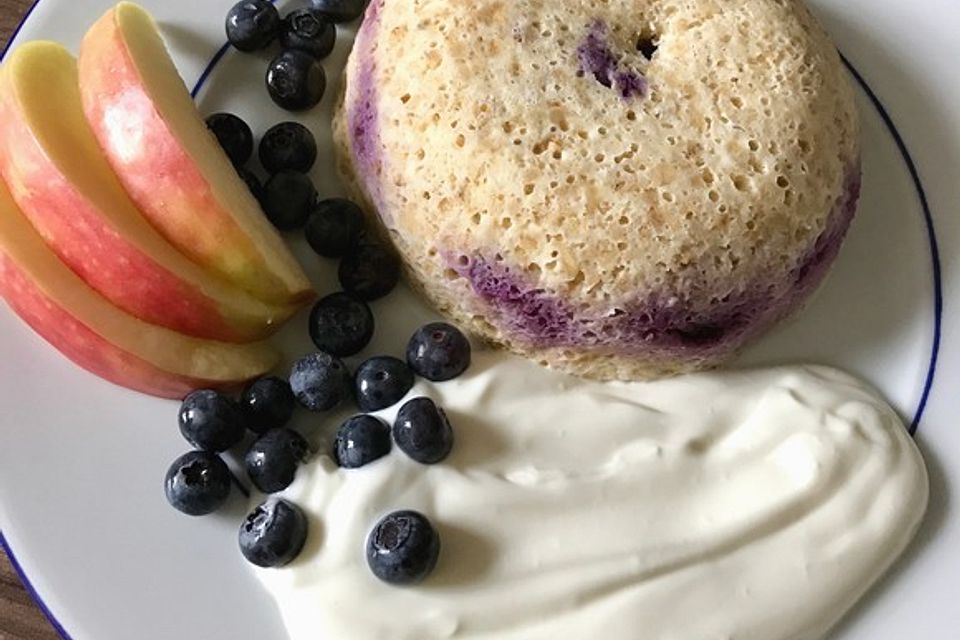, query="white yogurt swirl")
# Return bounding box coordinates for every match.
[252,352,928,640]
